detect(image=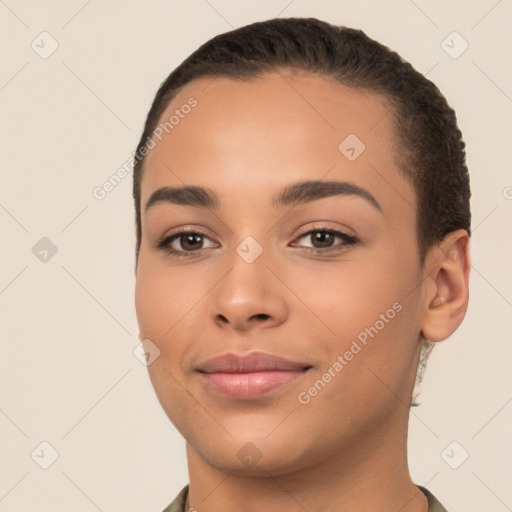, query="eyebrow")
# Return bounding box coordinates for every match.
[144,180,382,213]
